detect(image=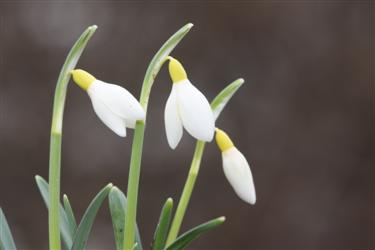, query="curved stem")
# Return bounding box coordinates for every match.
[122,23,193,250]
[166,141,205,246]
[48,25,97,250]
